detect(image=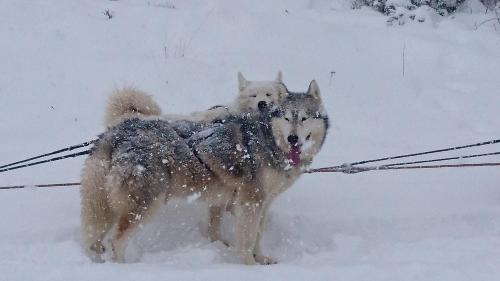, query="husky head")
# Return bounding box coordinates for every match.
[271,80,329,168]
[236,72,288,112]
